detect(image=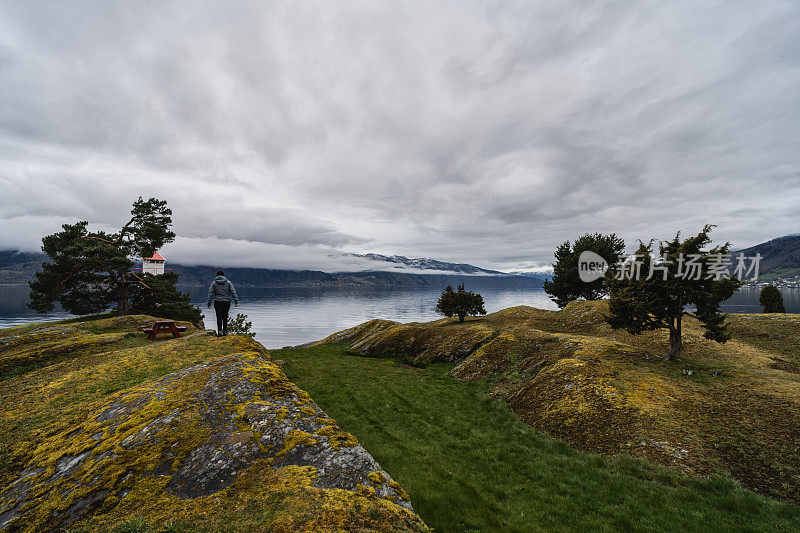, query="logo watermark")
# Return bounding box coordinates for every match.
[578,252,762,282]
[578,251,609,282]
